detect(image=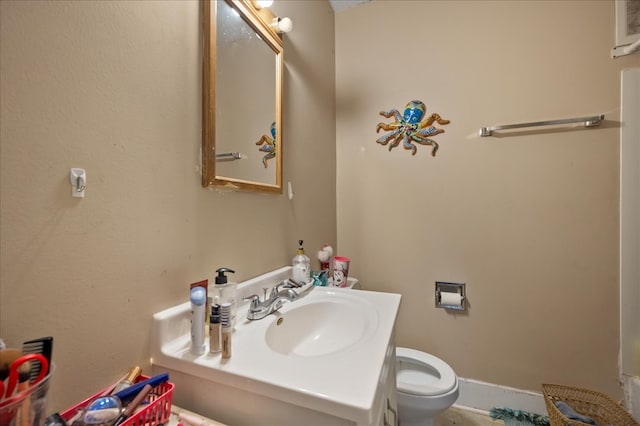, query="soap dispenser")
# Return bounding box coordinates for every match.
[292,240,311,283]
[211,268,237,329]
